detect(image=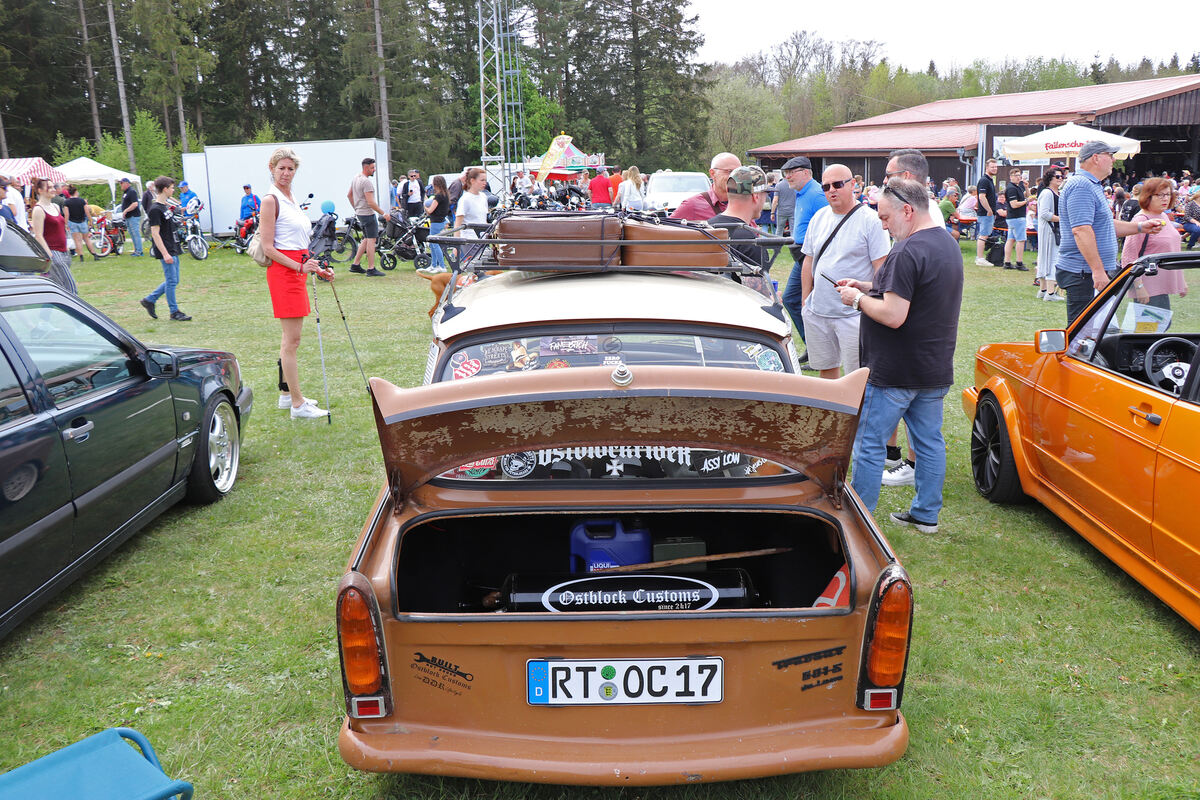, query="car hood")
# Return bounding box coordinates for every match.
[370,365,866,503]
